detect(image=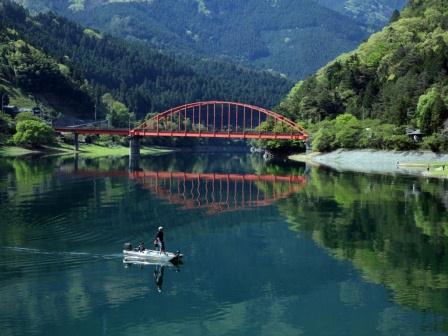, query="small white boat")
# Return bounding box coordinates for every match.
[123,243,183,264]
